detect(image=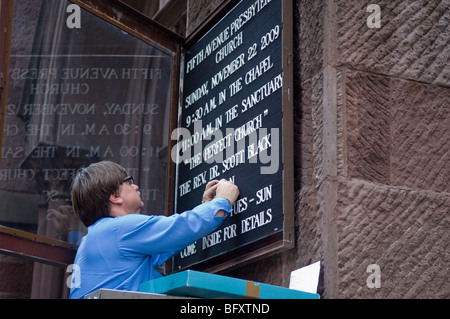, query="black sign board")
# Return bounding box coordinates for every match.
[173,0,294,272]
